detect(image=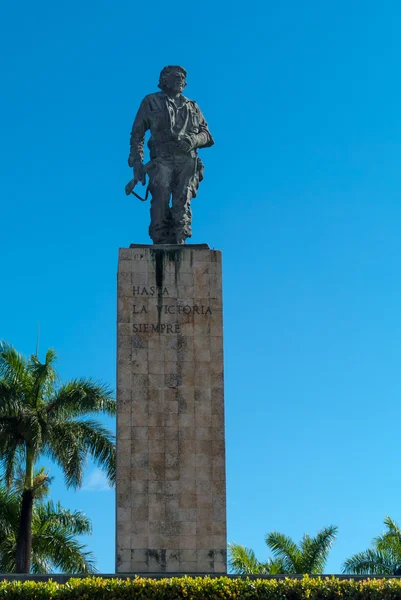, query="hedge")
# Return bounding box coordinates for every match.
[3,576,401,600]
